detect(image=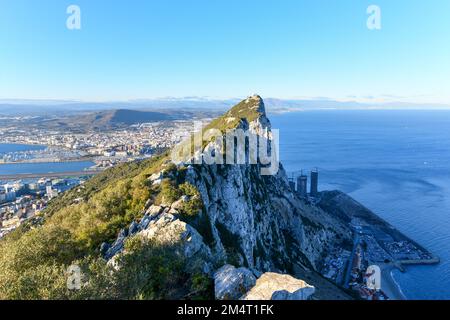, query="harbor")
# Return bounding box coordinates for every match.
[287,169,440,300]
